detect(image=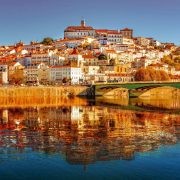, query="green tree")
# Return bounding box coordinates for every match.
[41,37,54,45]
[98,54,108,60]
